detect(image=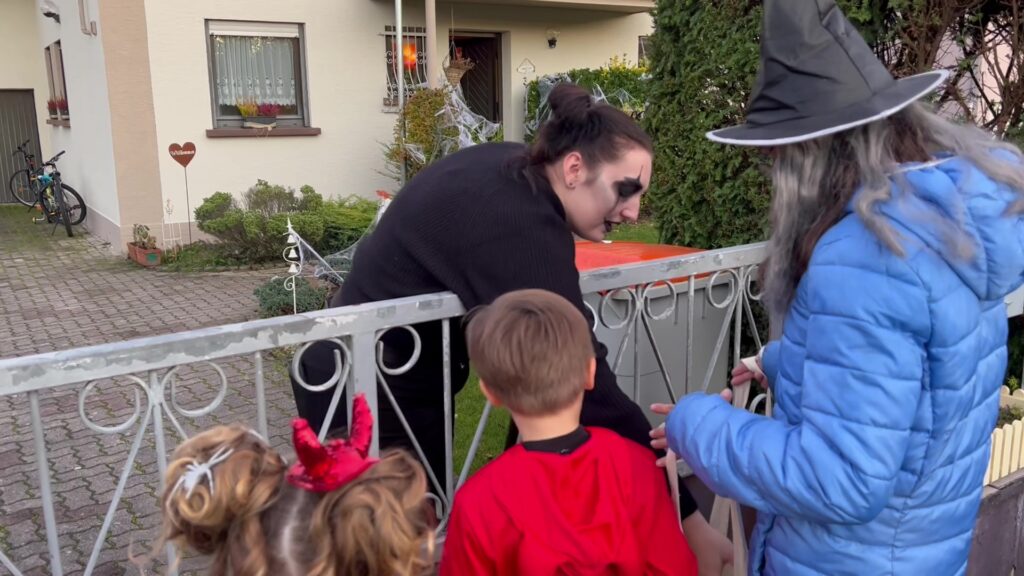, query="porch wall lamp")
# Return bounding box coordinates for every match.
[546,28,560,49]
